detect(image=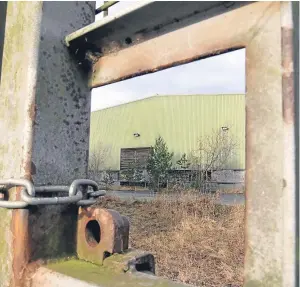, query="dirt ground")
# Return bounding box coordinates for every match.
[96,193,245,287]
